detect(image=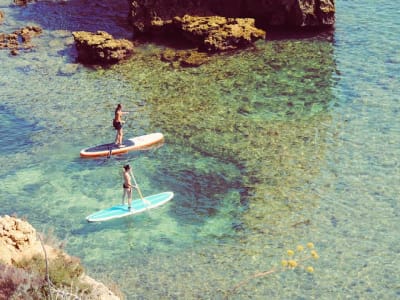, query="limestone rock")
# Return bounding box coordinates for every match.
[128,0,335,34]
[0,25,42,54]
[173,15,265,52]
[0,215,42,264]
[72,30,134,65]
[0,215,121,300]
